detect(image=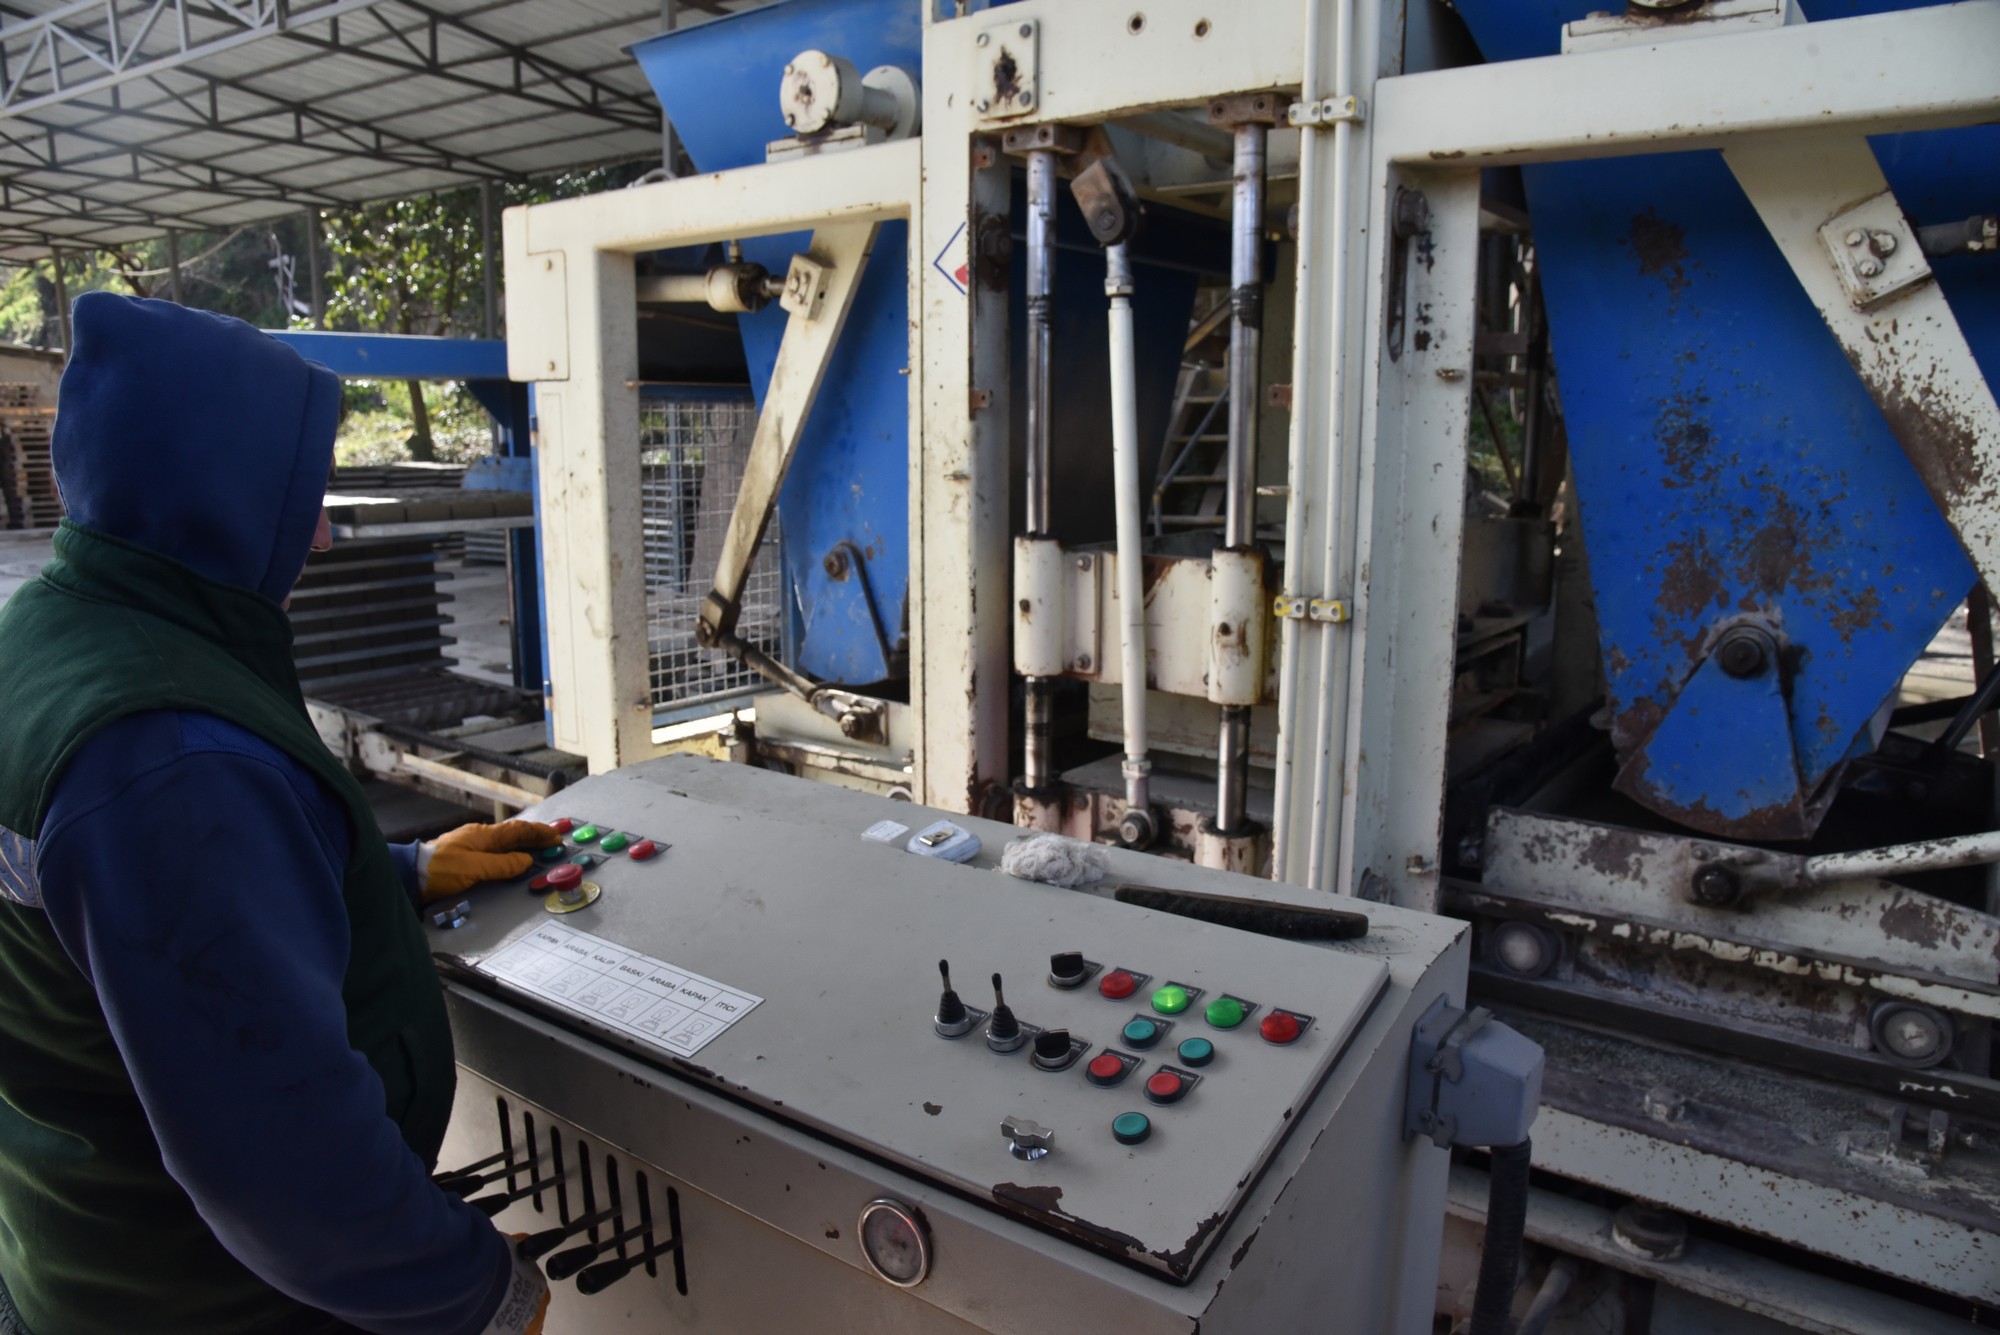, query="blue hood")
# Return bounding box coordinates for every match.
[52,292,341,605]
